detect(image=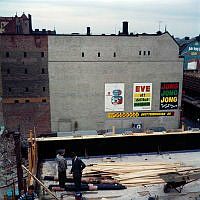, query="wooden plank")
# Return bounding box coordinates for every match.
[22,165,59,200]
